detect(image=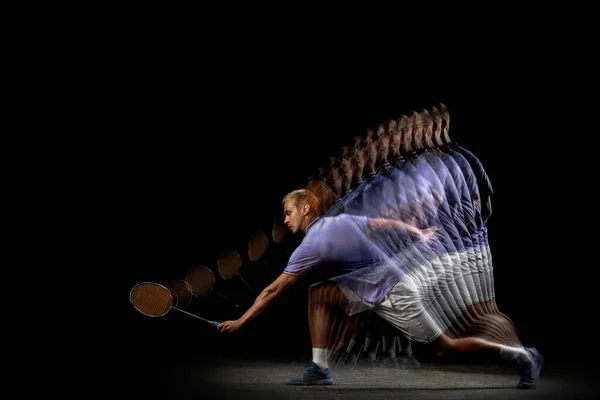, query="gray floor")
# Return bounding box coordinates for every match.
[134,359,600,399]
